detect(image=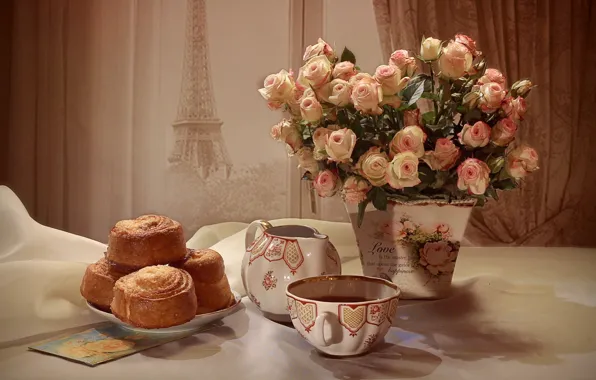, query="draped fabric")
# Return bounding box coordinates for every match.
[372,0,596,246]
